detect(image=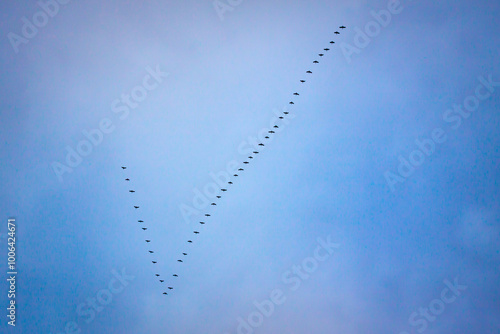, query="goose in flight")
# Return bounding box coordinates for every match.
[313,60,319,63]
[134,206,139,209]
[330,41,335,44]
[289,102,294,104]
[319,53,324,56]
[228,181,233,184]
[138,220,143,223]
[149,251,154,253]
[125,178,130,181]
[234,174,238,177]
[283,112,289,114]
[205,214,211,217]
[160,280,164,283]
[178,259,183,262]
[253,151,259,154]
[152,261,157,264]
[142,228,147,230]
[306,71,312,73]
[146,240,151,242]
[173,274,178,277]
[243,161,249,164]
[216,195,221,198]
[334,31,340,34]
[248,156,253,159]
[194,231,200,234]
[221,189,227,191]
[121,167,126,169]
[274,125,279,128]
[200,222,205,224]
[293,92,299,95]
[300,80,305,83]
[211,203,216,205]
[324,48,330,51]
[279,116,284,119]
[187,240,193,243]
[129,190,135,193]
[168,287,173,290]
[265,136,269,139]
[340,26,346,29]
[155,274,160,277]
[183,253,187,256]
[163,292,168,295]
[258,143,264,146]
[269,130,275,133]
